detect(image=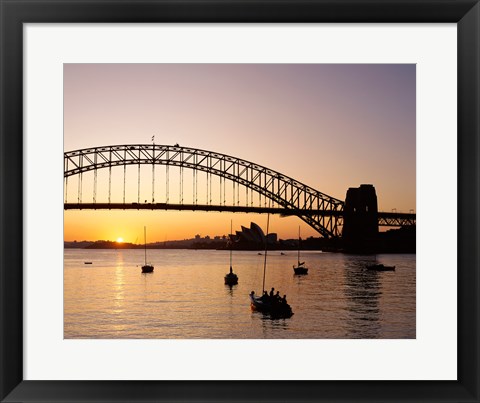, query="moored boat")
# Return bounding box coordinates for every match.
[293,263,308,275]
[366,263,395,271]
[142,264,154,273]
[293,226,308,275]
[141,226,154,273]
[224,271,238,285]
[224,220,238,285]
